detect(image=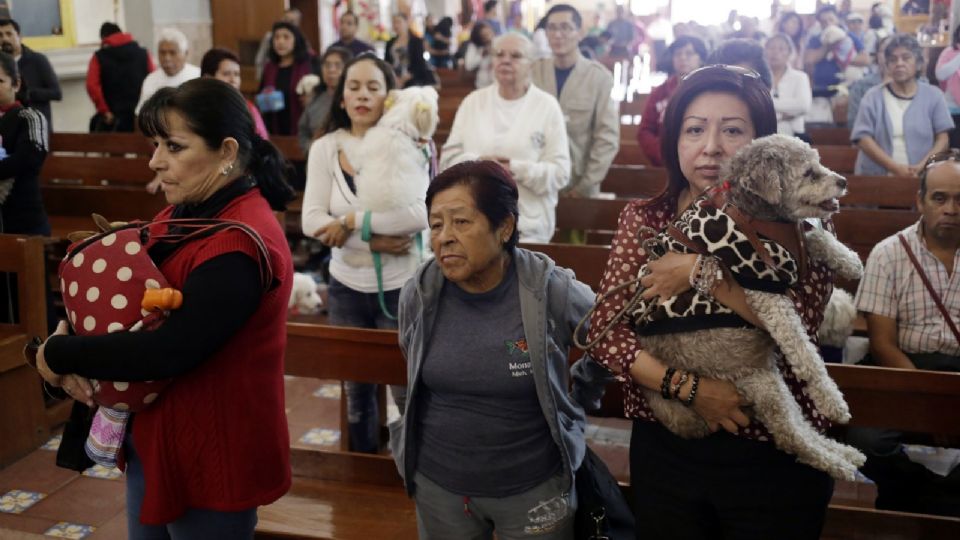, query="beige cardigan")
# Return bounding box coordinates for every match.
[531,53,620,196]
